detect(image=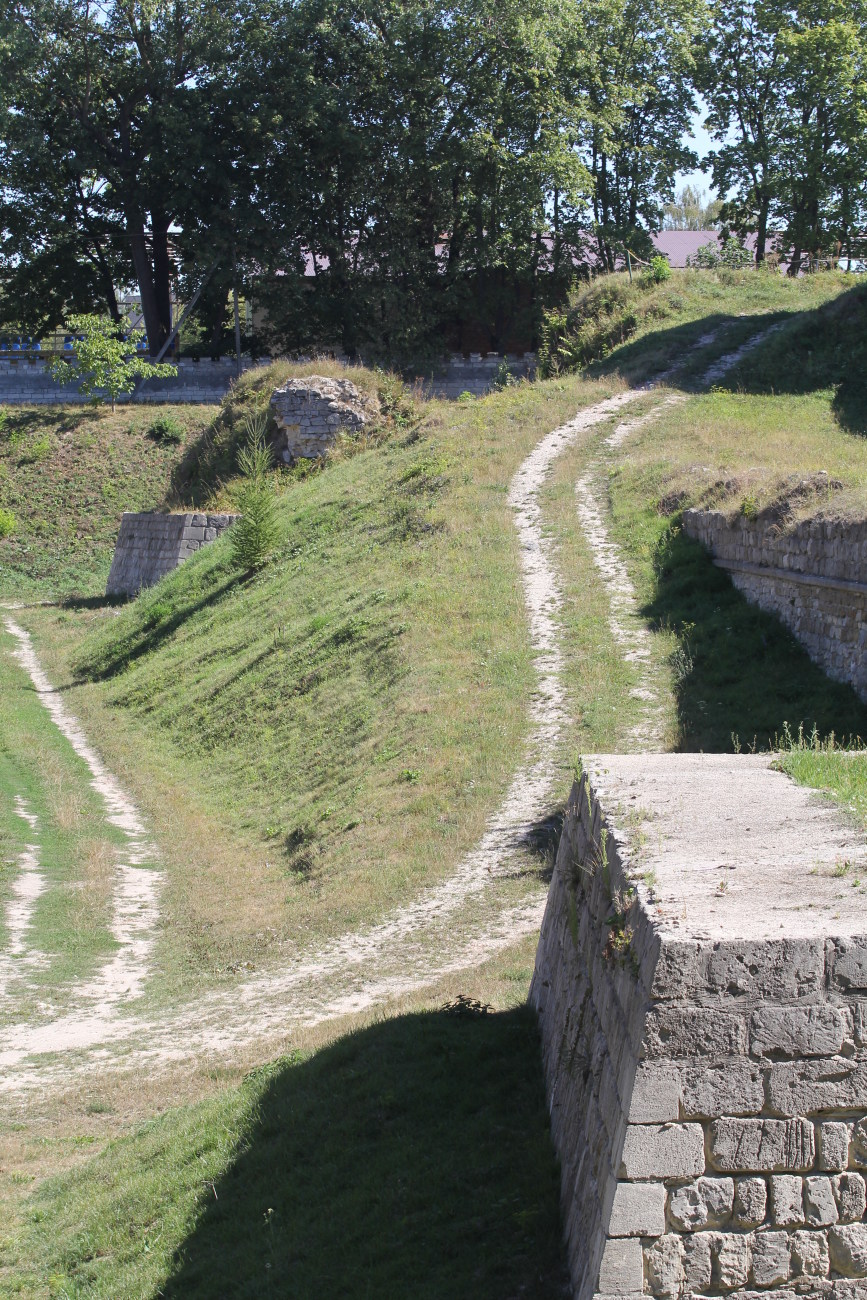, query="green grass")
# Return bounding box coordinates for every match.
[776,729,867,851]
[542,266,853,384]
[1,1004,567,1300]
[0,627,127,1009]
[20,371,619,988]
[0,406,214,599]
